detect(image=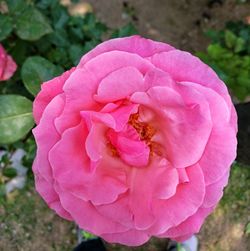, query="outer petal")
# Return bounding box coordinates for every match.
[199,125,237,185]
[151,50,231,105]
[34,173,72,220]
[32,94,72,220]
[101,229,150,246]
[56,184,129,235]
[149,164,205,235]
[160,207,214,241]
[202,171,229,208]
[78,35,174,67]
[33,67,75,124]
